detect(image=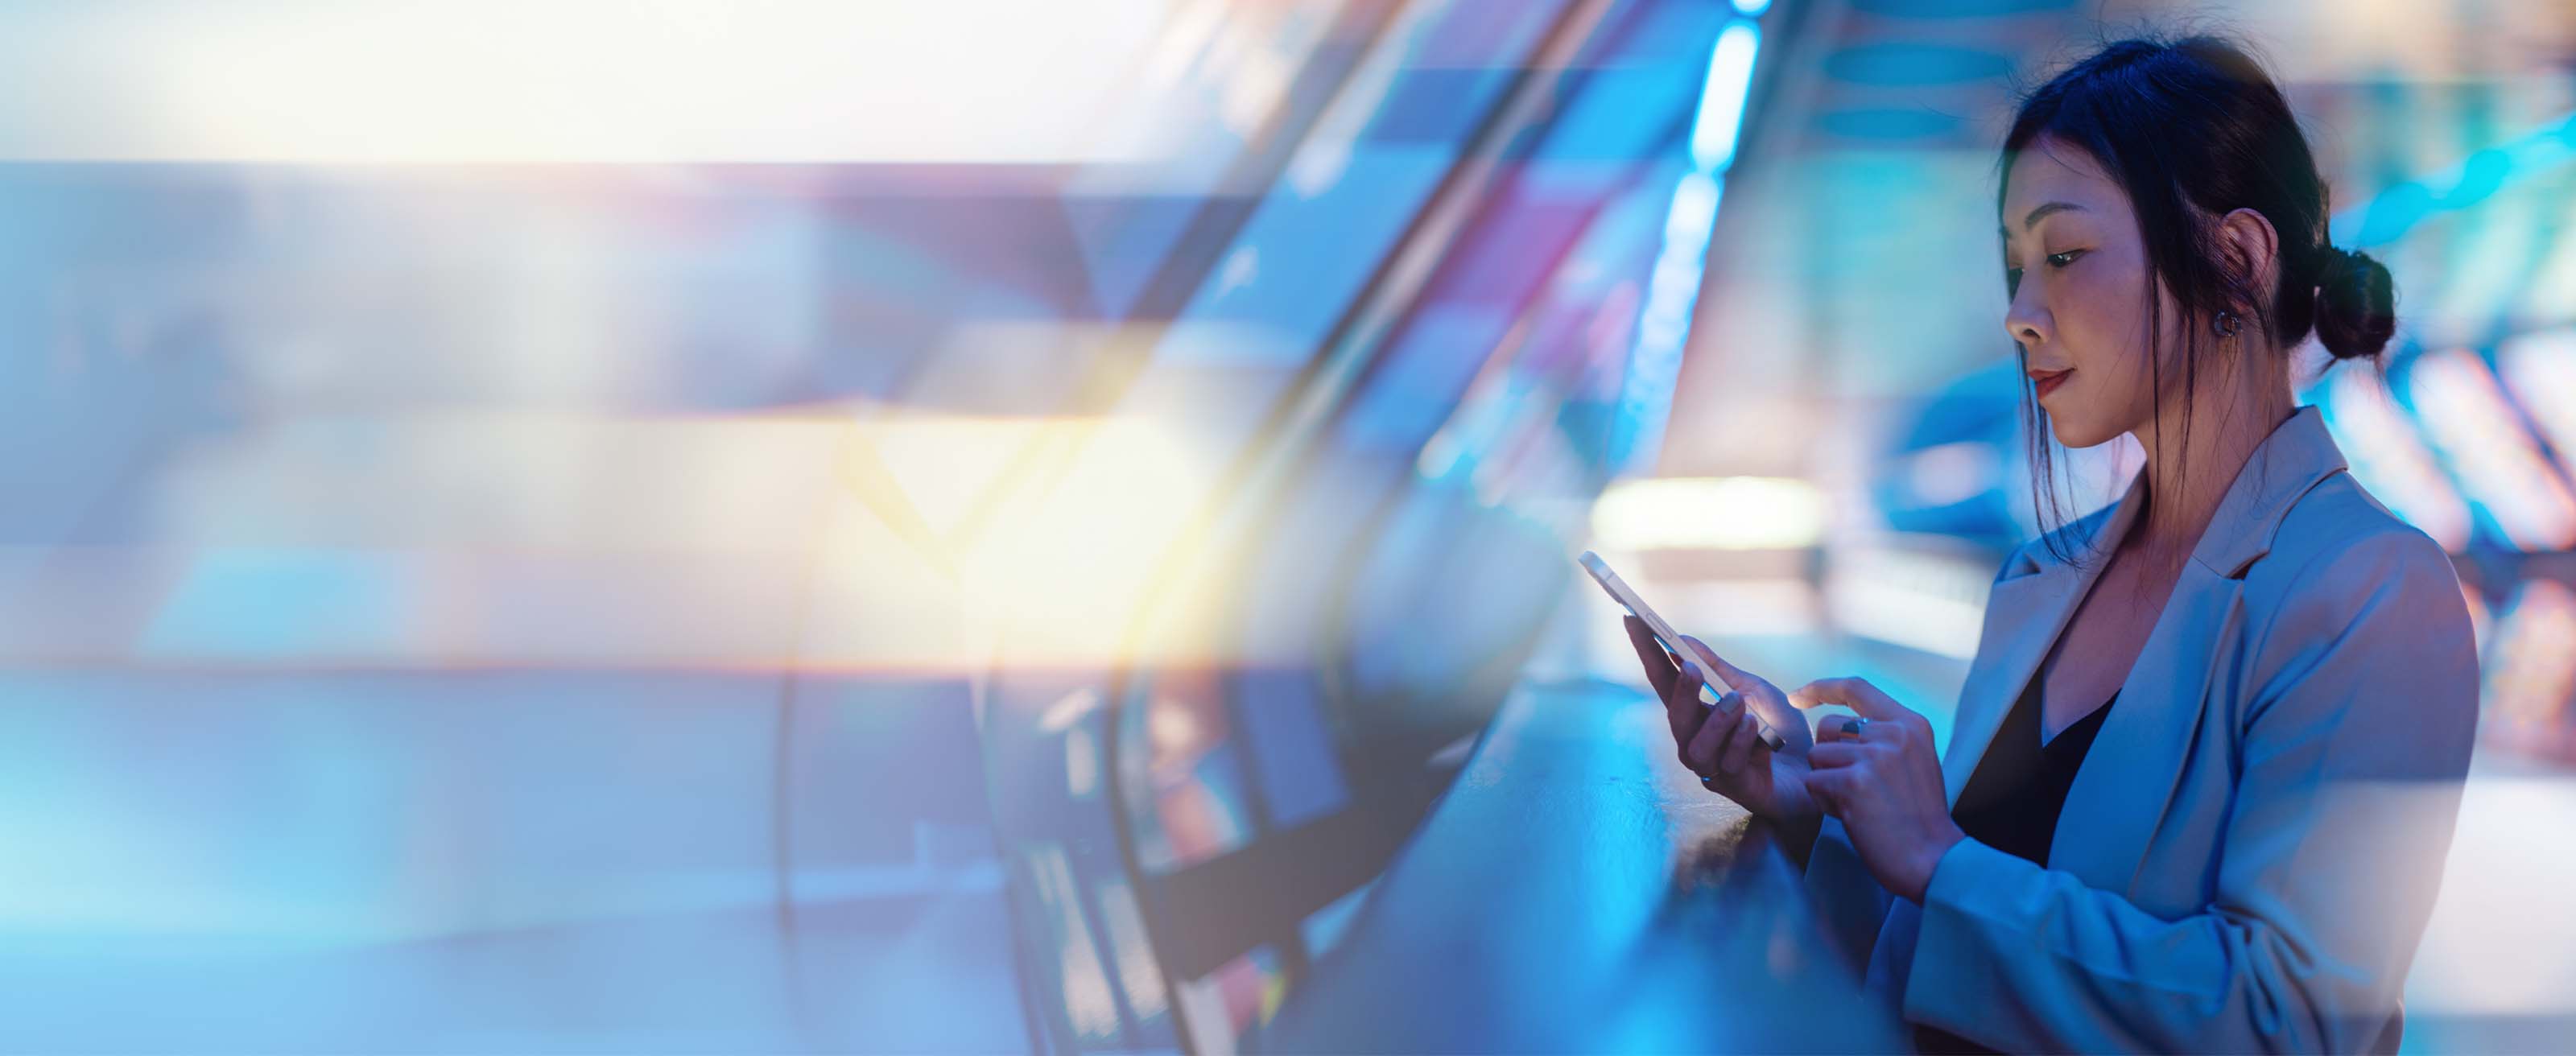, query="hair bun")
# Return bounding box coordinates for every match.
[2314,246,2396,361]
